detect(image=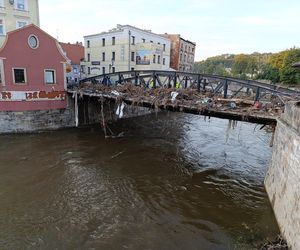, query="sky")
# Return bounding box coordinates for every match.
[39,0,300,61]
